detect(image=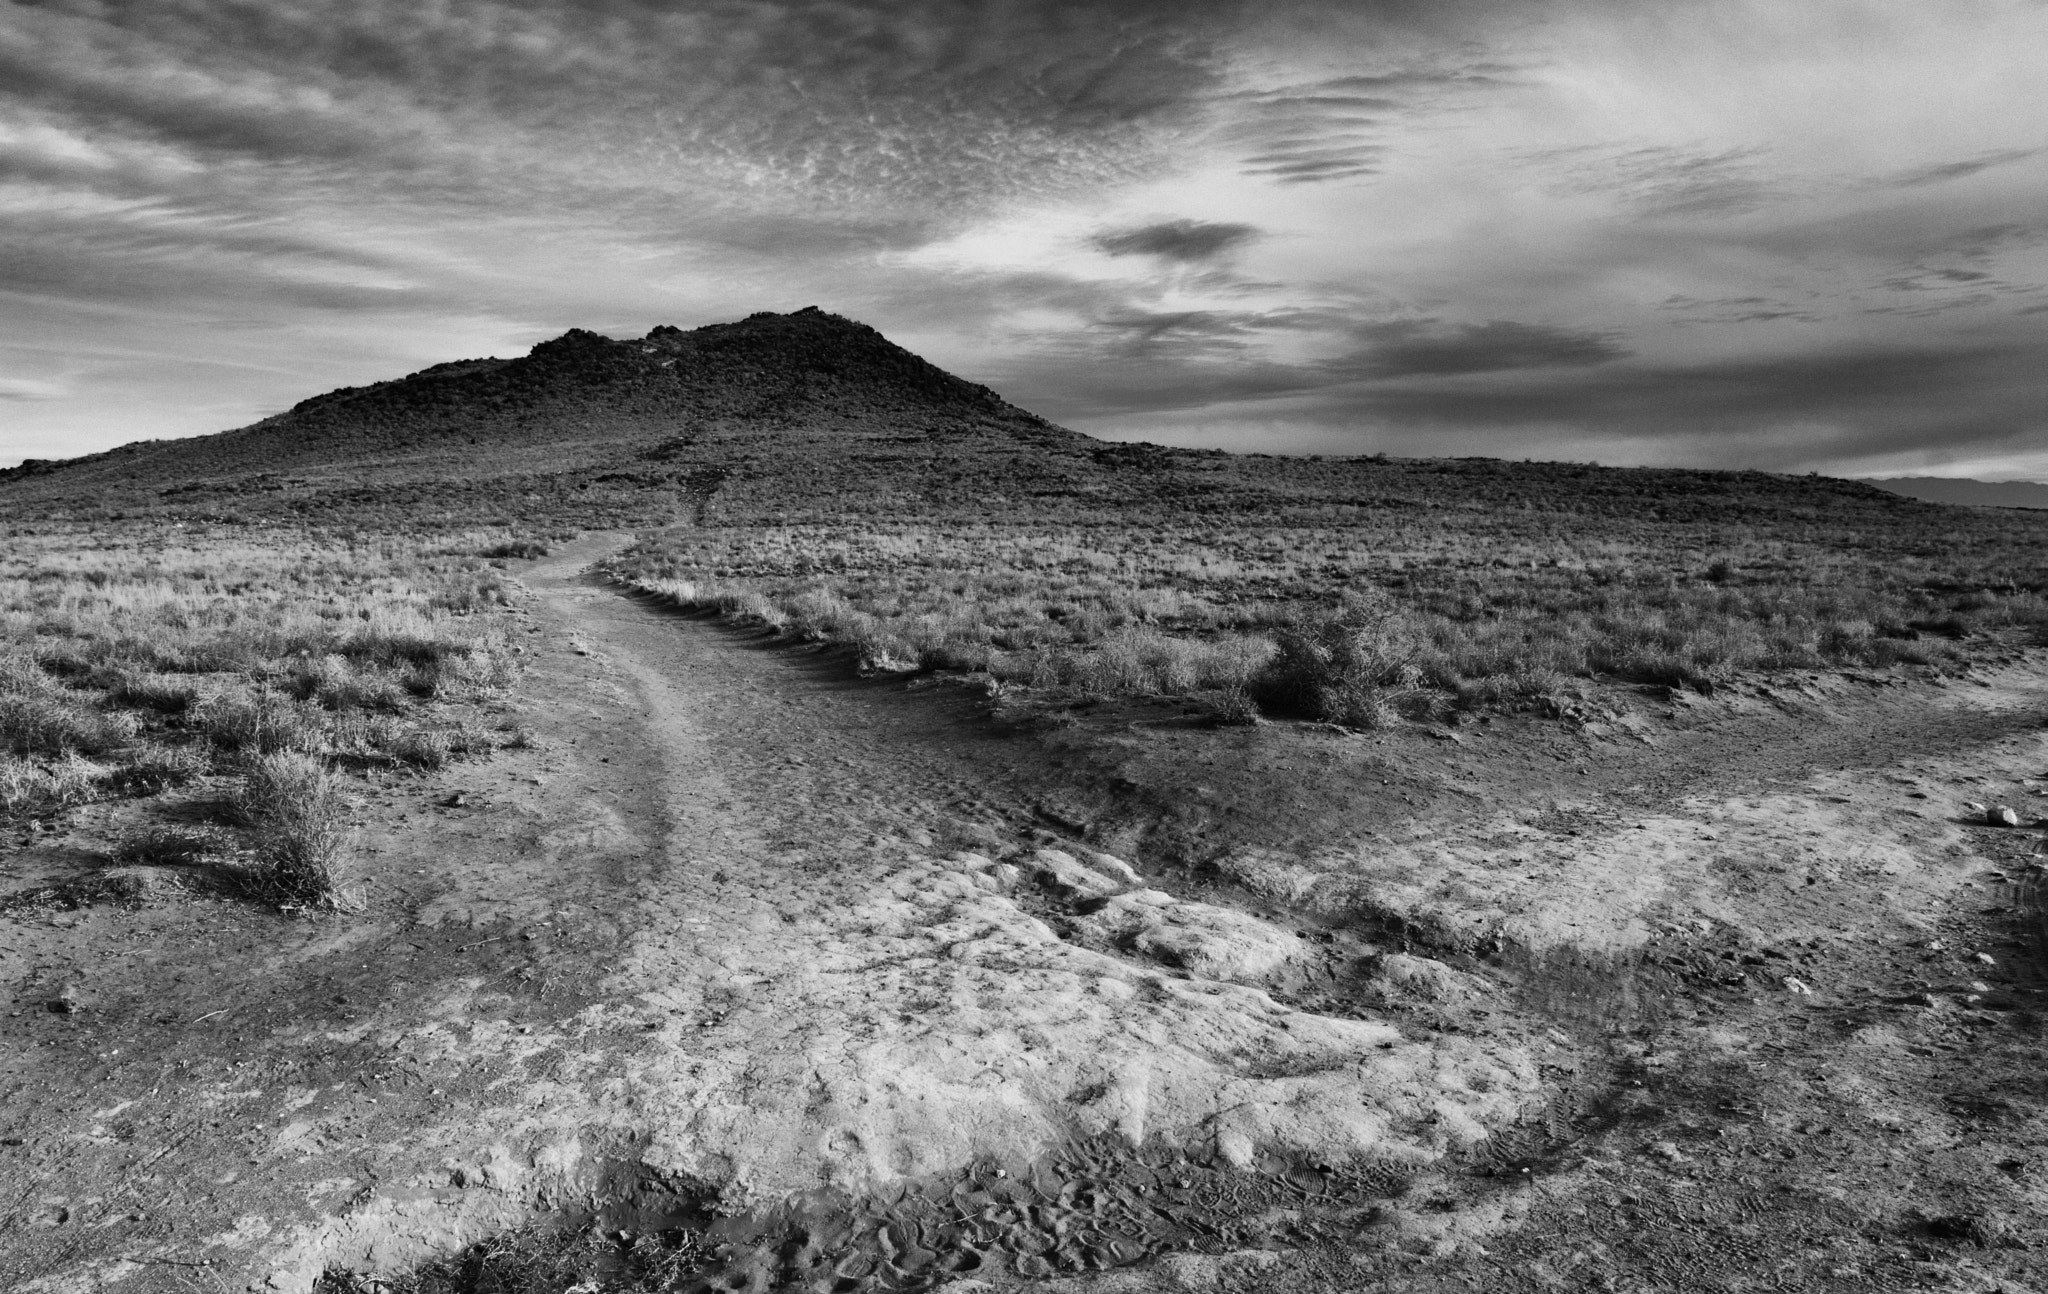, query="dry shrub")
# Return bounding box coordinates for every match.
[1249,617,1419,726]
[480,540,549,559]
[108,671,201,715]
[0,753,107,816]
[199,690,325,755]
[286,653,406,711]
[107,742,205,795]
[0,693,139,757]
[395,649,510,700]
[0,653,58,696]
[230,752,350,908]
[386,727,452,769]
[1208,685,1262,727]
